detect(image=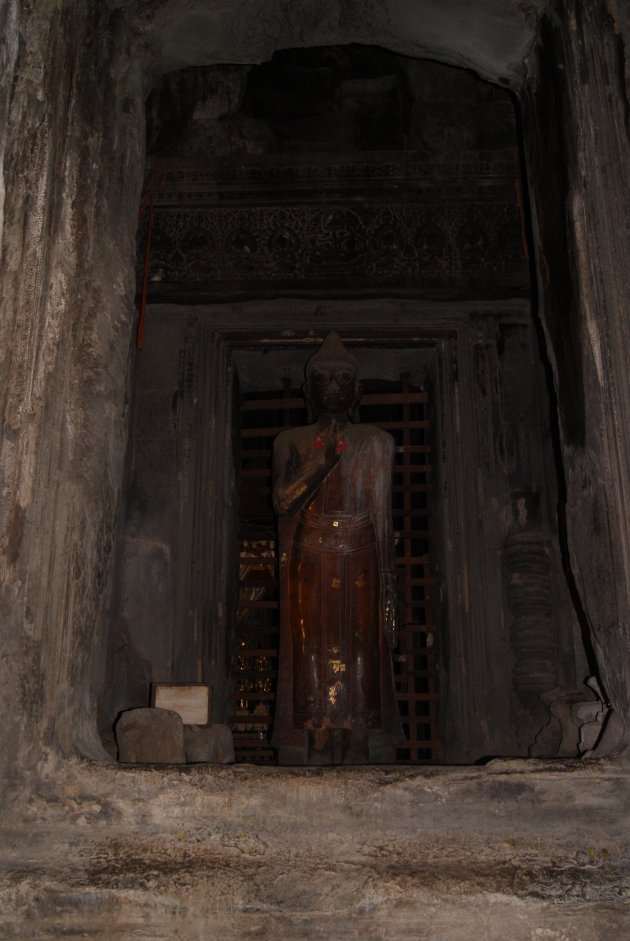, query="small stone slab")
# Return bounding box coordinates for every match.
[116,707,186,764]
[184,724,235,764]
